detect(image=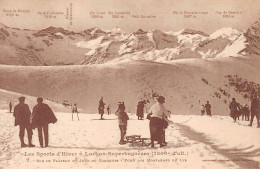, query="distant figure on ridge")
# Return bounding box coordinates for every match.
[31,97,57,148]
[13,97,35,148]
[98,97,105,120]
[72,103,79,121]
[205,101,212,116]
